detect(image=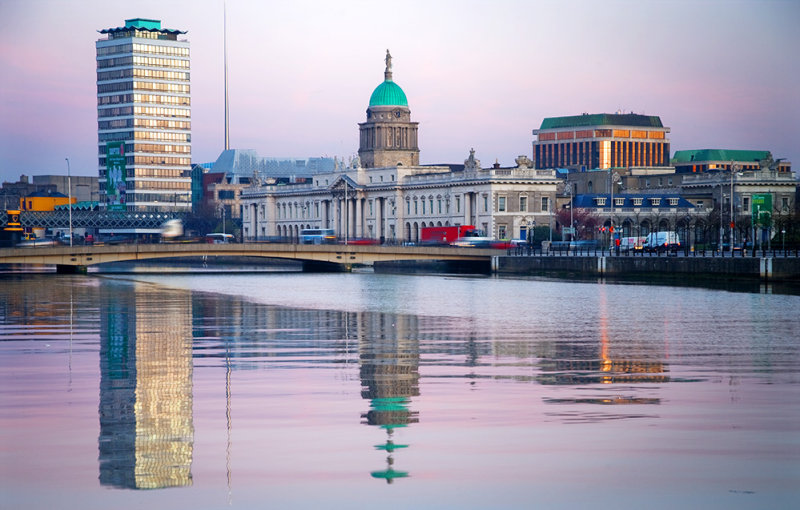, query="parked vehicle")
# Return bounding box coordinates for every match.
[420,225,477,245]
[643,232,681,253]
